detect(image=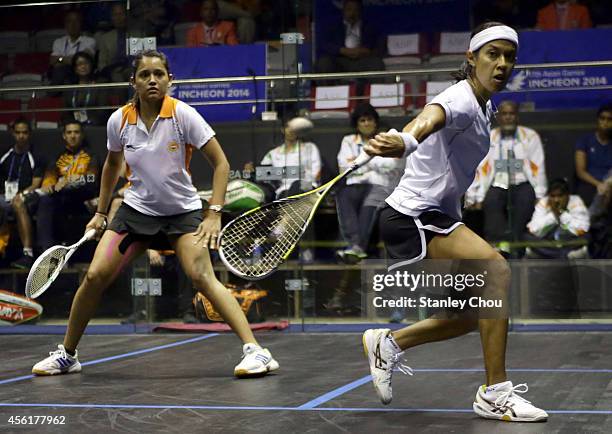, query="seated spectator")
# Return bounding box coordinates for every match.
[130,0,178,45]
[536,0,592,30]
[335,103,404,263]
[588,170,612,258]
[98,3,143,83]
[316,0,384,88]
[187,0,240,46]
[575,103,612,205]
[63,51,109,126]
[50,10,97,86]
[465,100,547,242]
[526,178,589,259]
[250,116,322,199]
[0,118,45,269]
[26,120,100,252]
[473,0,532,29]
